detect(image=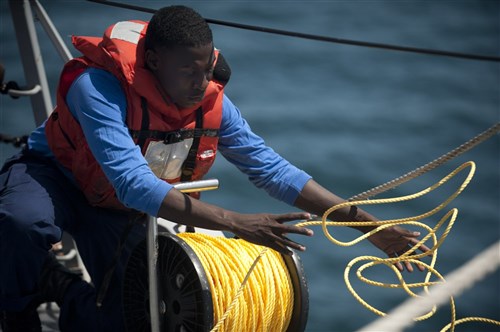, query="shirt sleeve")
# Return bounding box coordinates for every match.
[218,95,312,205]
[66,67,172,216]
